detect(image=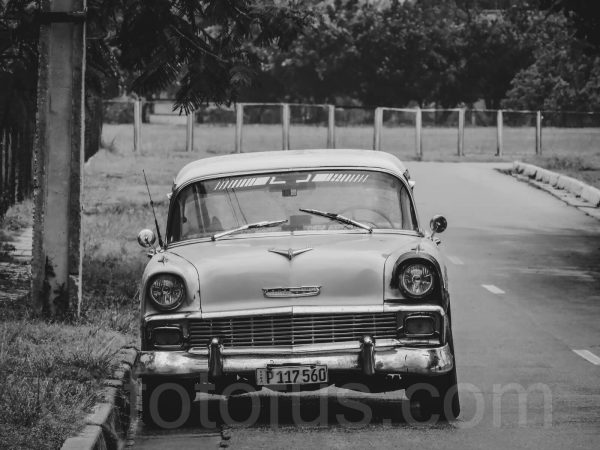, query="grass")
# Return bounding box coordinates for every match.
[0,318,131,449]
[0,161,144,447]
[102,122,600,159]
